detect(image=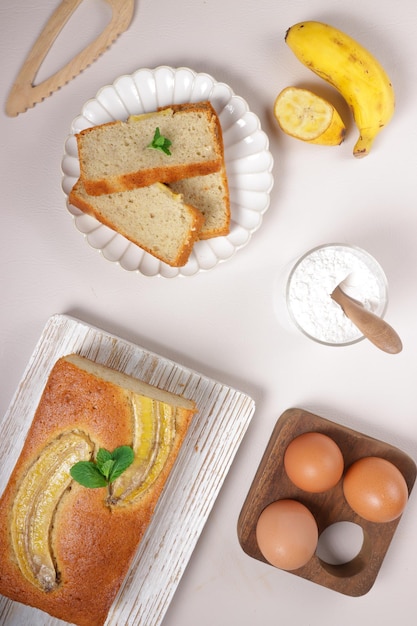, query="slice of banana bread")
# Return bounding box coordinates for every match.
[156,102,230,239]
[76,101,224,195]
[69,179,204,267]
[169,167,230,239]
